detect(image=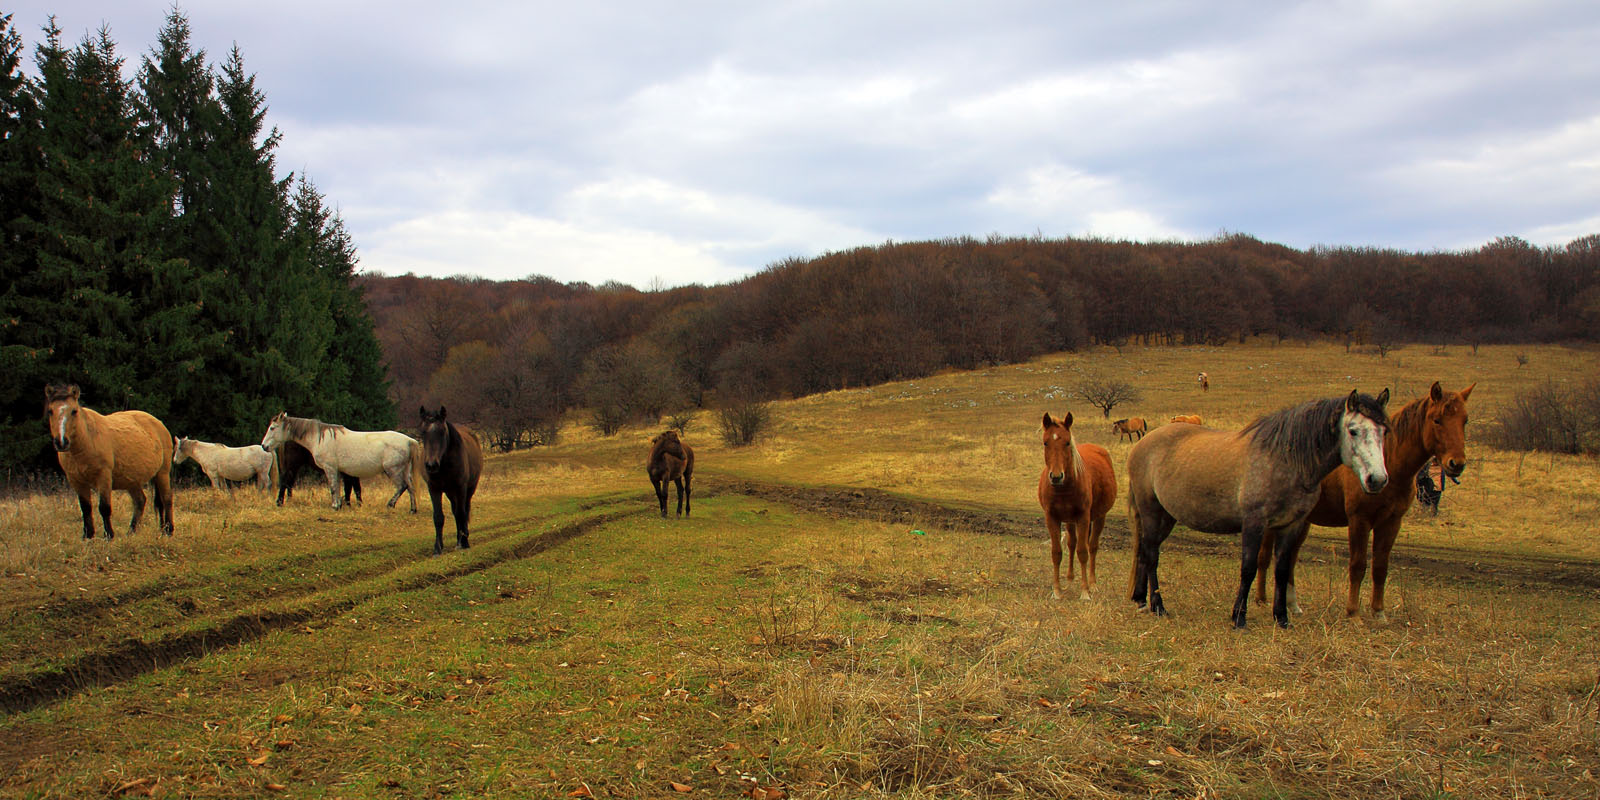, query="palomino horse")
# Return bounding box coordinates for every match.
[419,406,483,555]
[275,440,362,507]
[1169,414,1203,425]
[1038,412,1117,599]
[1126,389,1391,628]
[648,430,694,517]
[44,383,175,538]
[174,437,275,491]
[1256,381,1474,620]
[260,412,421,511]
[1197,372,1209,391]
[1111,417,1147,442]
